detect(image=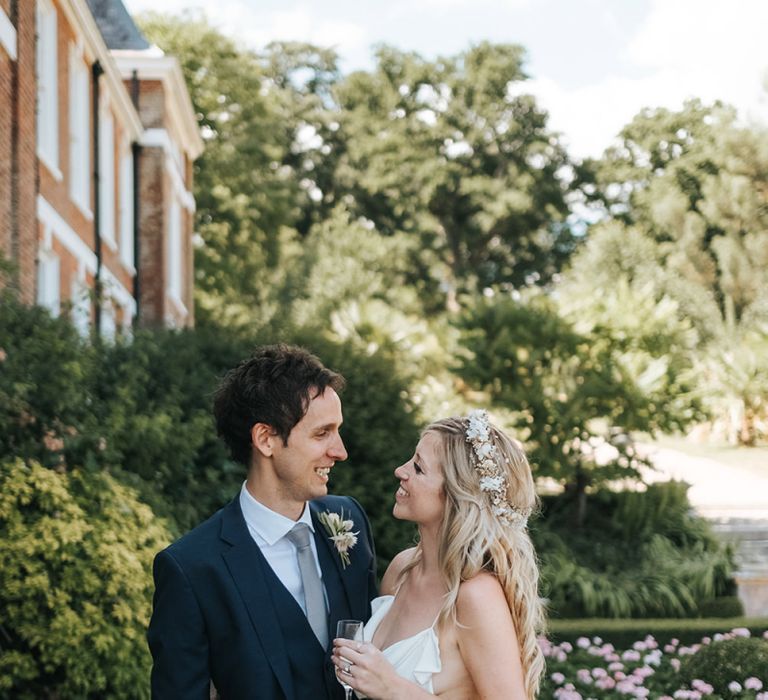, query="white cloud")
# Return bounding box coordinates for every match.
[528,0,768,159]
[124,1,368,63]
